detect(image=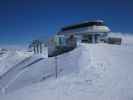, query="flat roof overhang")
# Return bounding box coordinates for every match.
[61,20,105,31]
[58,26,111,35]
